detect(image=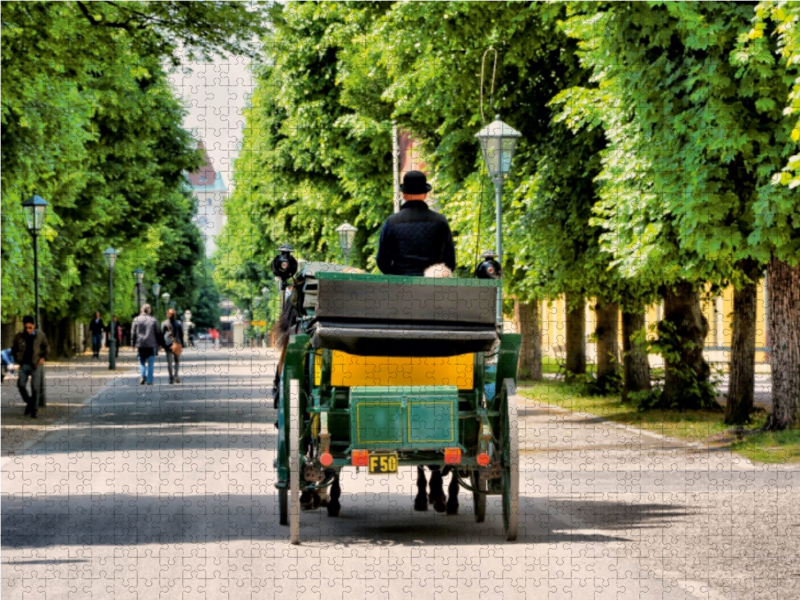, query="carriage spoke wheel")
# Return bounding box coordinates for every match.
[289,378,301,544]
[500,378,519,541]
[470,471,487,523]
